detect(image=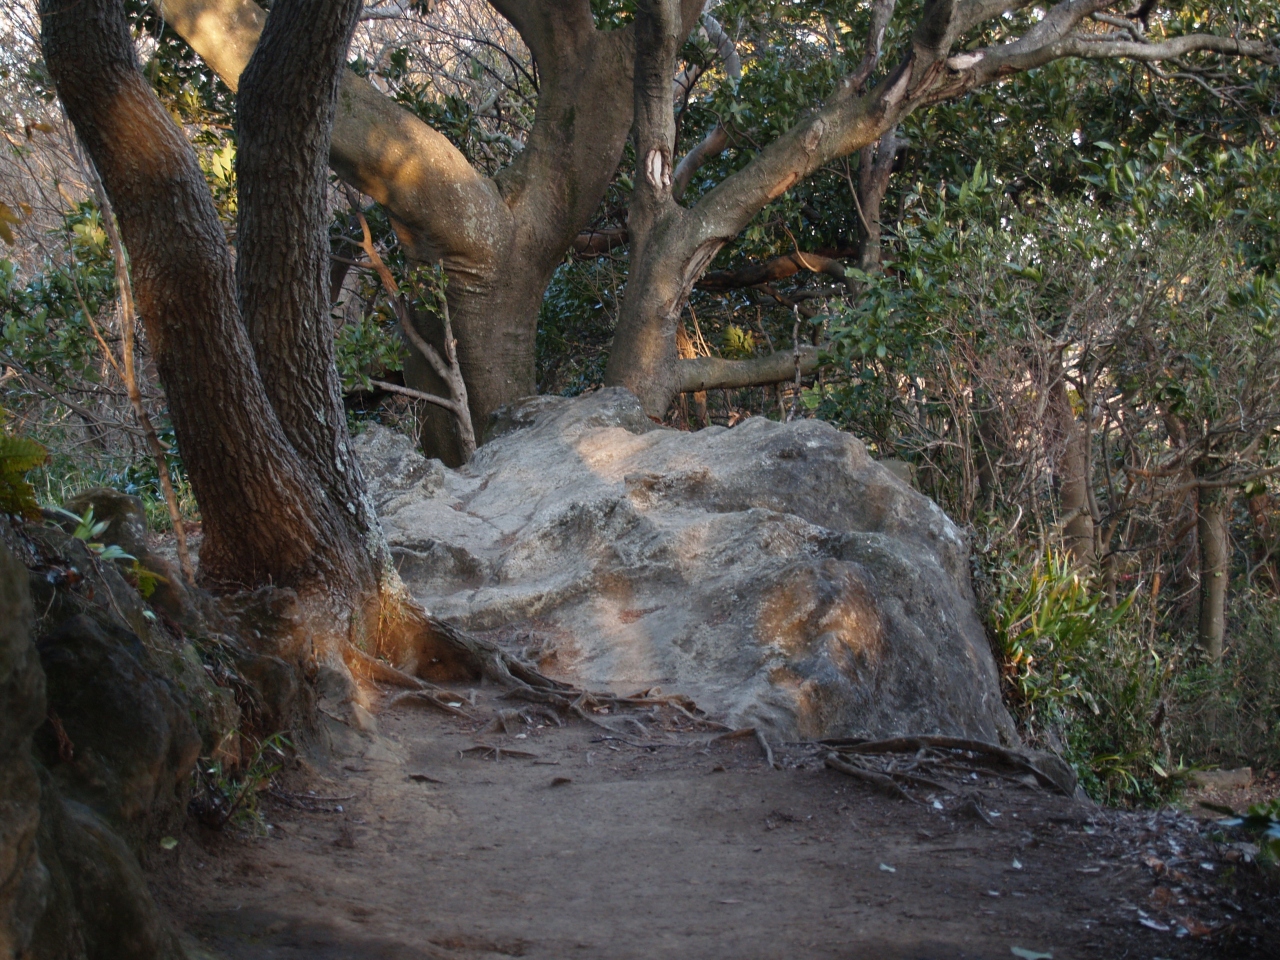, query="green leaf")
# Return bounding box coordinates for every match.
[0,433,48,519]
